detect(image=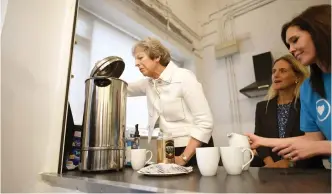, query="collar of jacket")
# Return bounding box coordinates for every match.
[148,61,177,84]
[268,96,300,111]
